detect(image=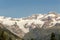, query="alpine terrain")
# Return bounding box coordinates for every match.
[0,12,60,40]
